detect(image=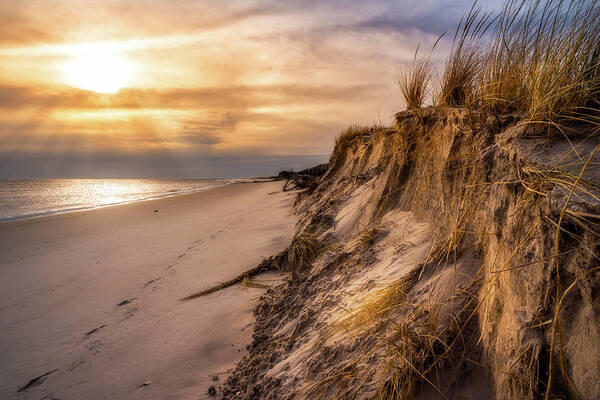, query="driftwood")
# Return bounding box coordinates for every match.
[279,163,328,191]
[180,251,287,301]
